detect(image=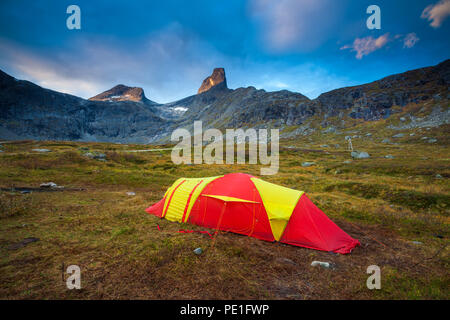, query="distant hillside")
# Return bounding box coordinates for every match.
[0,60,448,143]
[0,70,165,143]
